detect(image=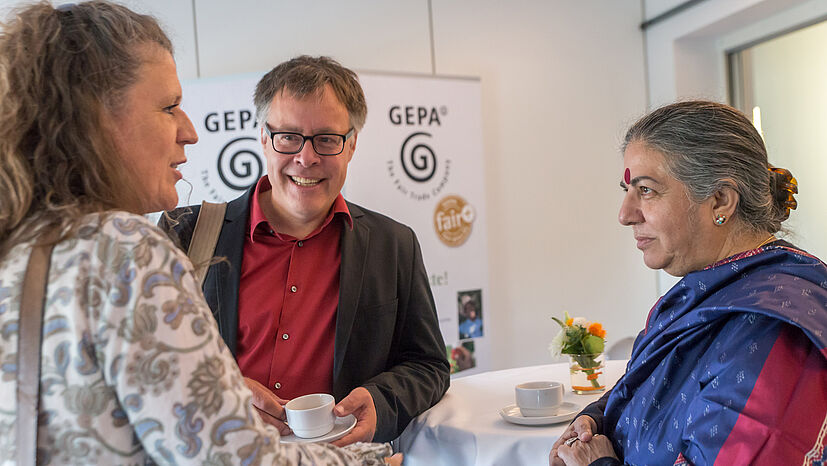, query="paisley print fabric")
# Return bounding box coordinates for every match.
[0,212,387,465]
